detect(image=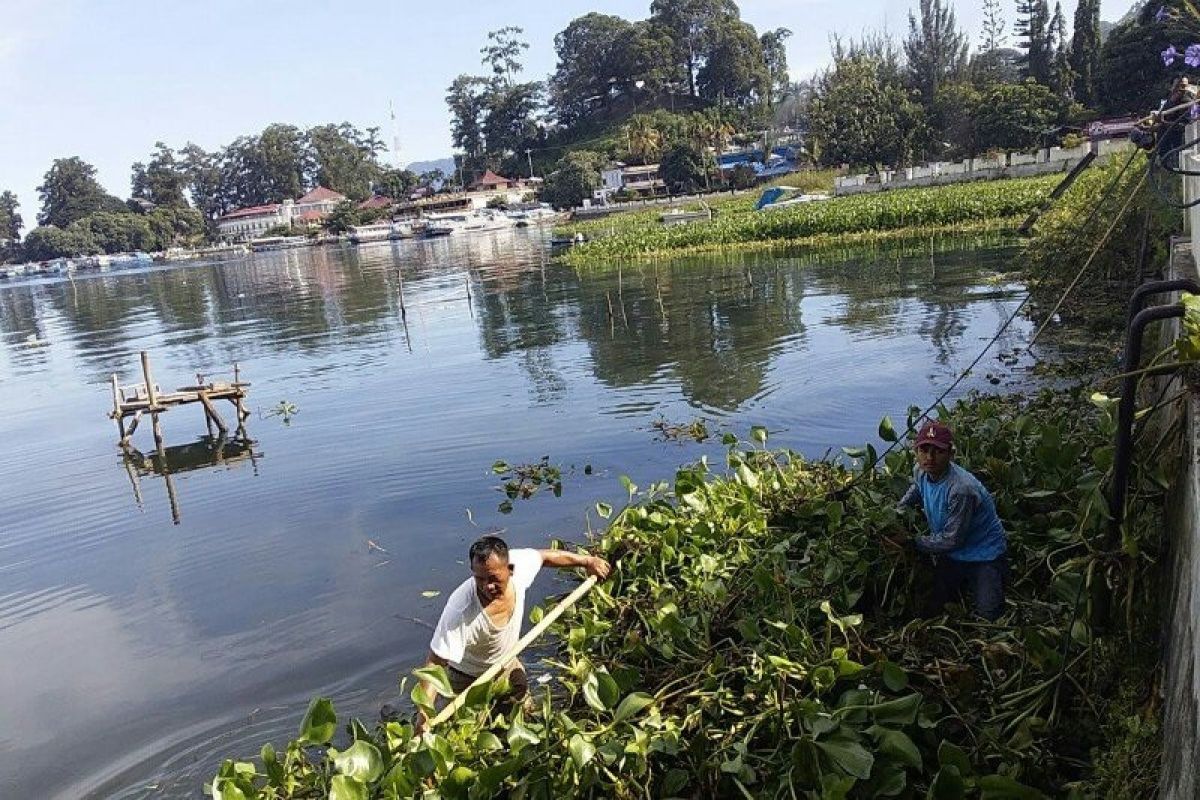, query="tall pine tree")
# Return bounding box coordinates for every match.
[1070,0,1101,106]
[1016,0,1053,85]
[903,0,969,101]
[1049,2,1075,99]
[979,0,1007,51]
